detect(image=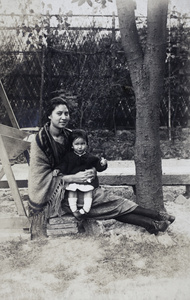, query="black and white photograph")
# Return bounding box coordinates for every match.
[0,0,190,299]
